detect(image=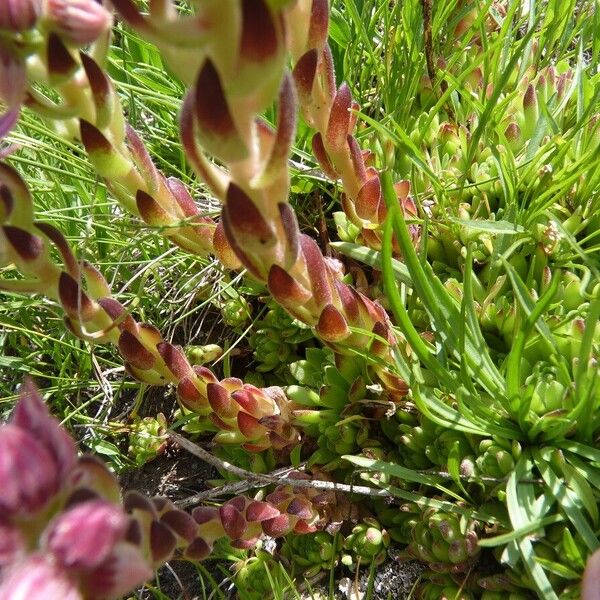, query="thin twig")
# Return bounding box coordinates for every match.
[168,431,391,503]
[175,464,300,508]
